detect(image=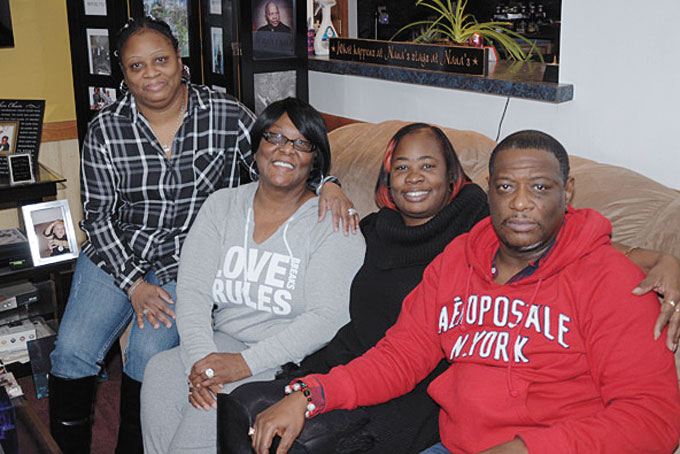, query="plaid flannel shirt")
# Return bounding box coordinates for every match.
[80,83,256,293]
